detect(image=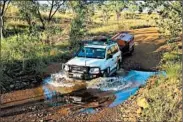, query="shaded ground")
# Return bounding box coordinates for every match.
[0,27,166,122]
